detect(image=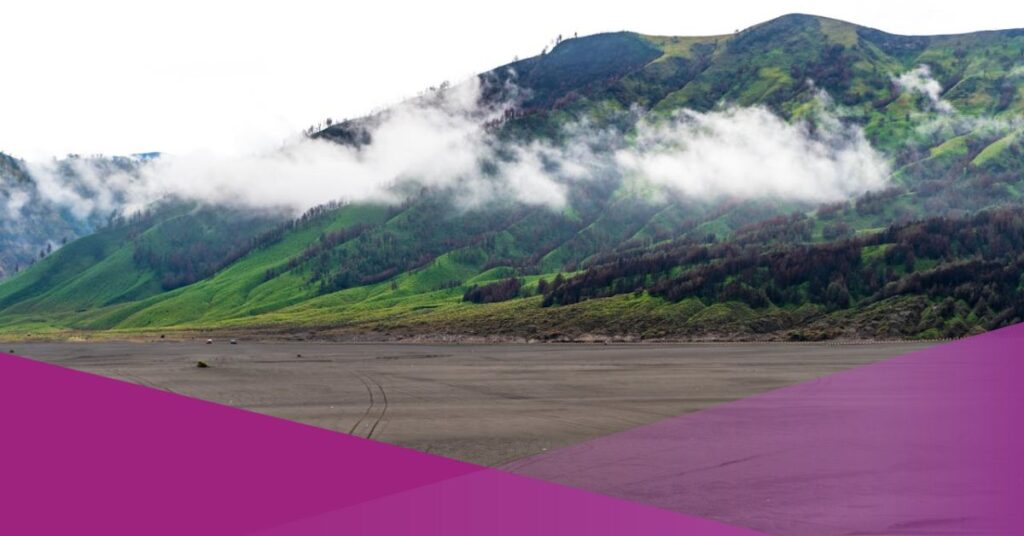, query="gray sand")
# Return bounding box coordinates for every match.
[16,340,931,466]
